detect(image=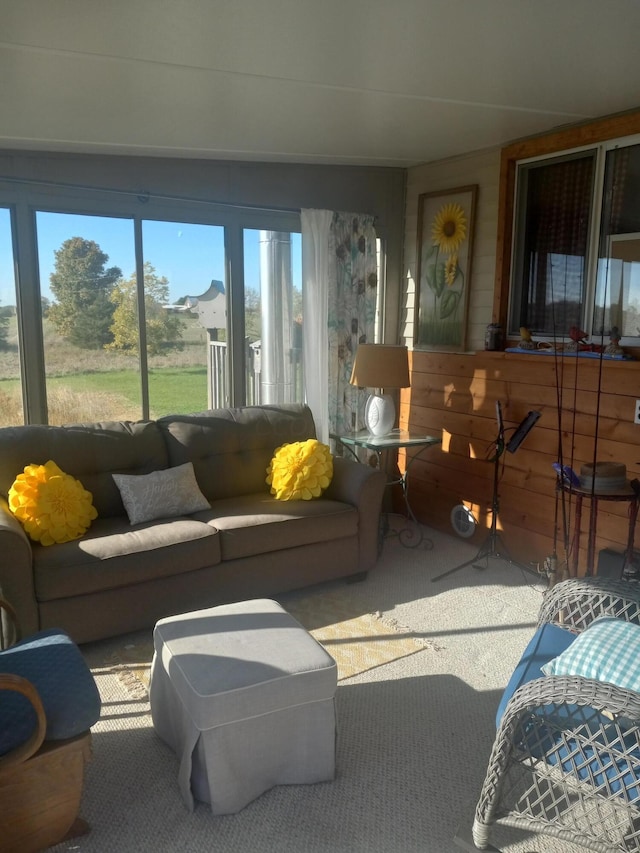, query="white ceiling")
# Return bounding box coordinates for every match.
[2,0,640,169]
